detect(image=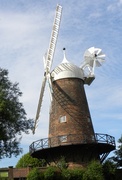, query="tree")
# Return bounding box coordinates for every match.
[0,68,33,158]
[110,135,122,168]
[16,153,46,168]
